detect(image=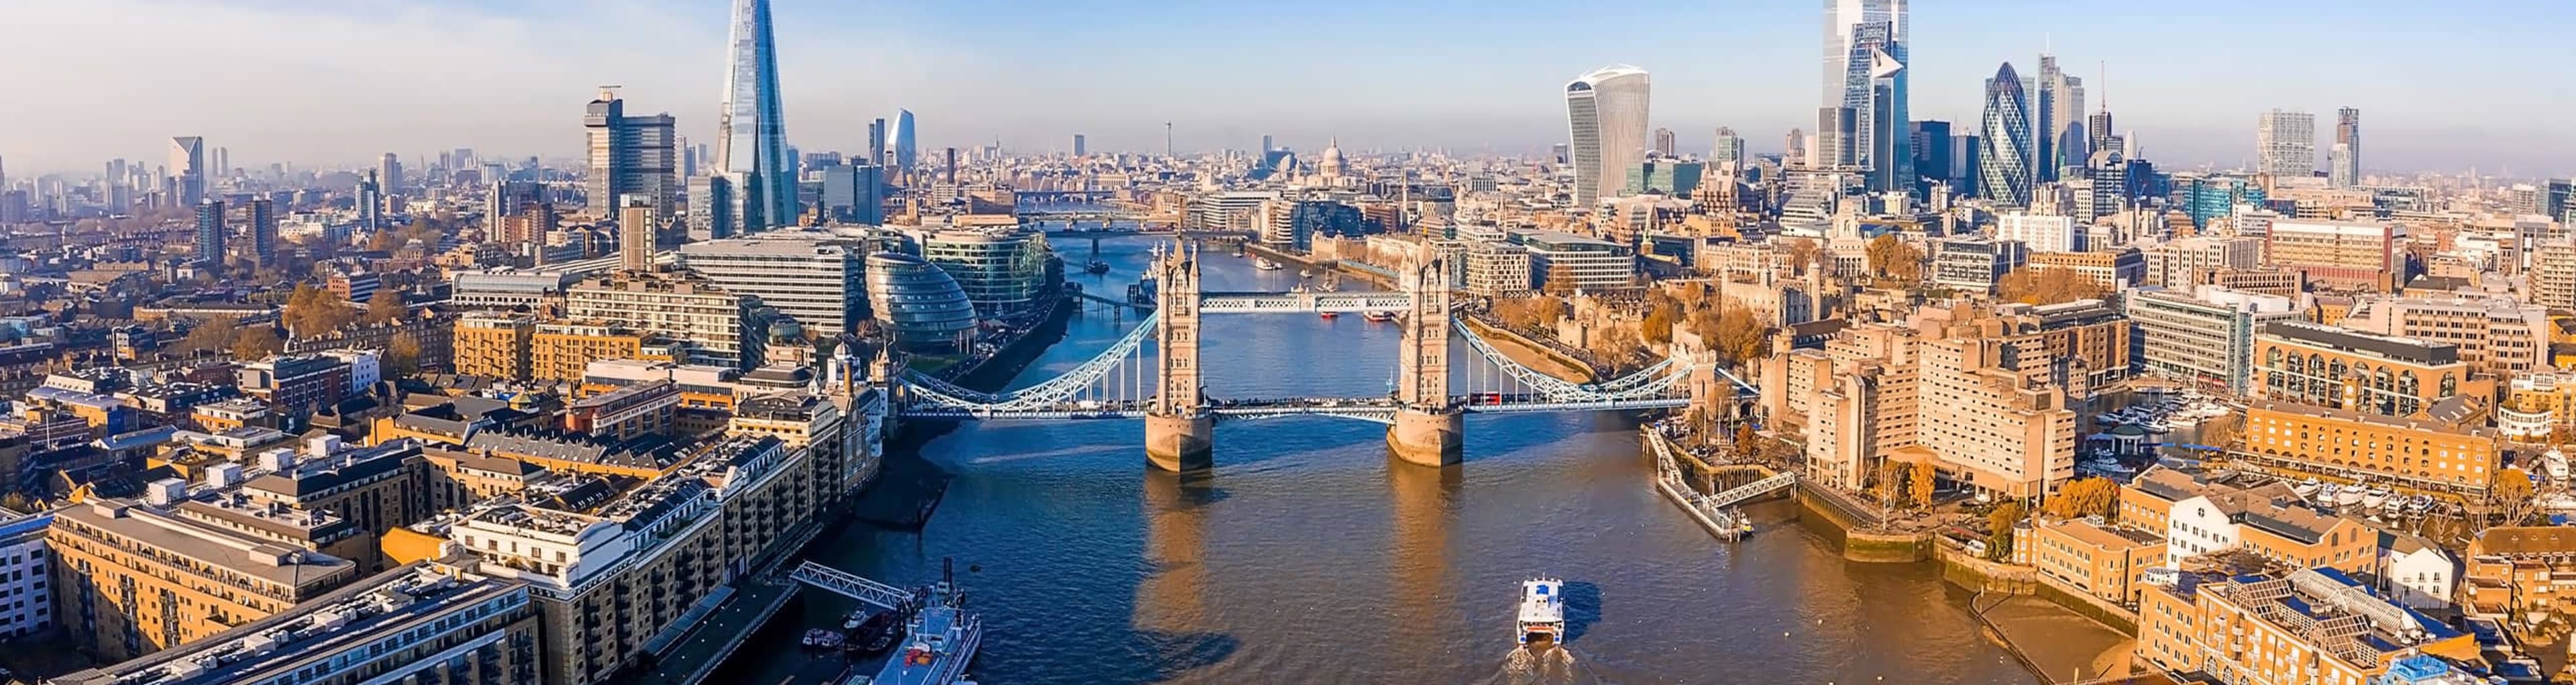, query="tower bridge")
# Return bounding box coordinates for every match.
[885,243,1756,471]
